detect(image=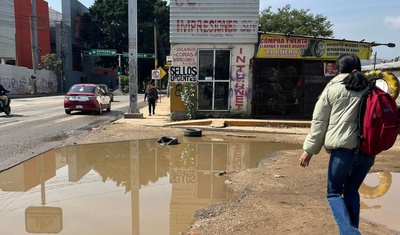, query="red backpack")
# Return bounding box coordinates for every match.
[358,82,400,156]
